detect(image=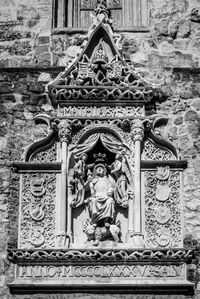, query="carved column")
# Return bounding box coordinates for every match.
[57,120,72,247]
[130,119,145,247]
